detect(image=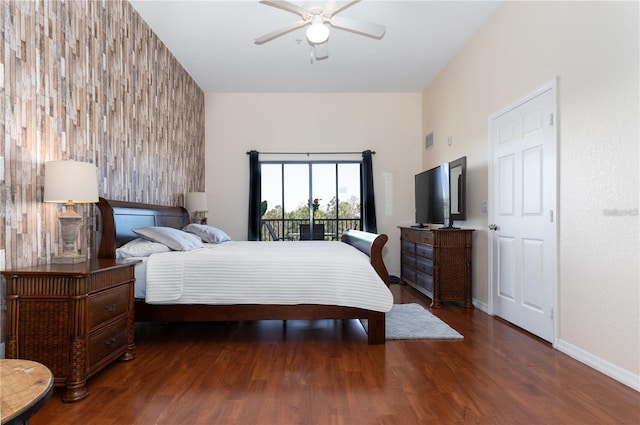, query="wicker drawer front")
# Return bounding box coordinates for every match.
[89,317,127,368]
[417,232,434,245]
[402,228,435,244]
[401,268,416,285]
[409,230,434,244]
[416,244,433,260]
[402,252,416,268]
[417,272,434,293]
[88,285,129,329]
[416,257,433,275]
[401,240,415,255]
